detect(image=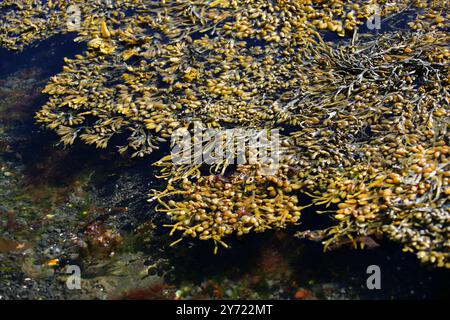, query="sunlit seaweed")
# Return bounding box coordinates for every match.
[0,0,449,267]
[152,165,302,253]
